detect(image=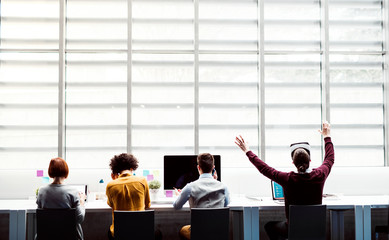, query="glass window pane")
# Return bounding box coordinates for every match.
[330,54,384,166]
[199,54,259,167]
[329,0,383,51]
[66,0,128,50]
[65,53,127,168]
[132,54,195,167]
[0,0,59,49]
[199,0,258,51]
[132,0,194,51]
[265,54,322,167]
[0,53,58,169]
[264,1,320,51]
